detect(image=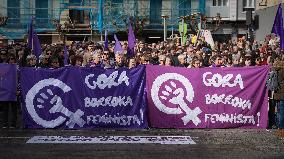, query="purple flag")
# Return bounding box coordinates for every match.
[127,23,136,57]
[272,4,284,50]
[27,17,42,59]
[104,30,108,50]
[146,65,269,129]
[20,66,148,129]
[0,64,17,101]
[114,34,123,53]
[64,45,68,66]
